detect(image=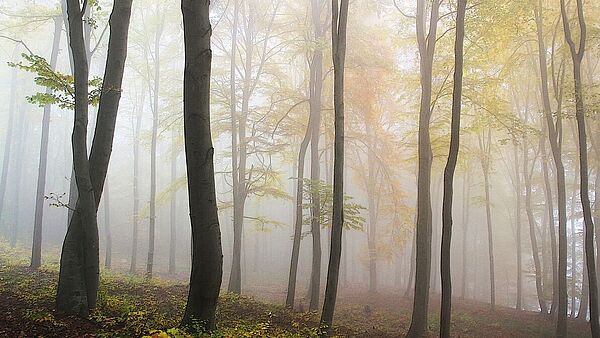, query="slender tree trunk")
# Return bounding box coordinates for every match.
[320,0,348,334]
[440,1,466,334]
[180,0,223,329]
[404,227,416,298]
[228,0,242,295]
[169,130,178,275]
[535,3,568,330]
[541,131,559,314]
[286,122,312,308]
[407,1,440,335]
[130,94,144,274]
[560,0,599,334]
[523,138,548,313]
[309,0,324,309]
[30,17,63,264]
[569,159,578,318]
[460,173,471,299]
[514,143,523,310]
[147,16,163,279]
[0,46,19,227]
[479,130,495,310]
